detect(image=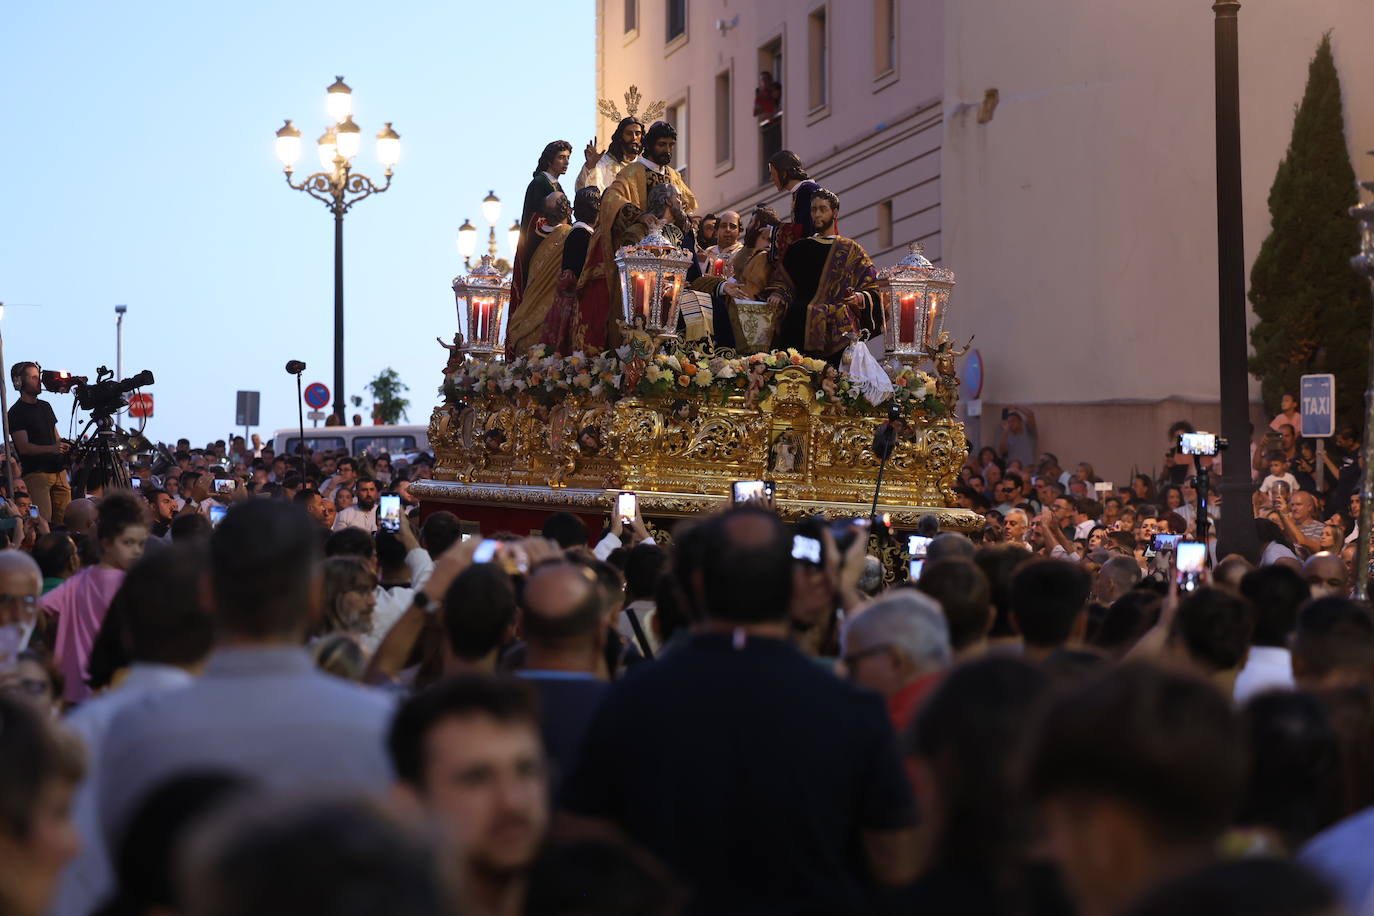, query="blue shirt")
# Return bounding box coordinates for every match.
[98,646,395,847]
